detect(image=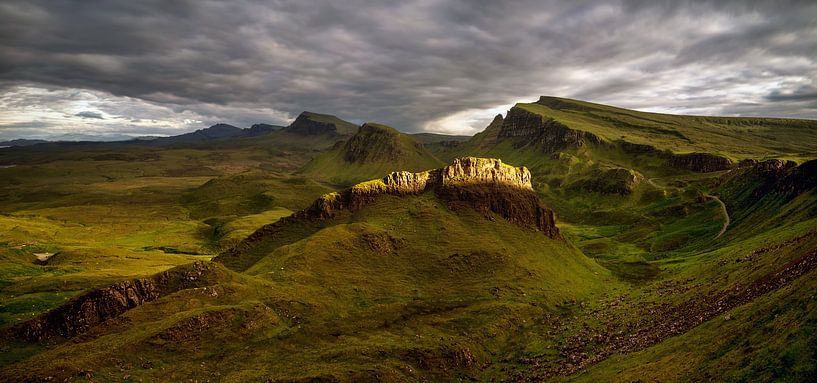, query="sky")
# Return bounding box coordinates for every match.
[0,0,816,140]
